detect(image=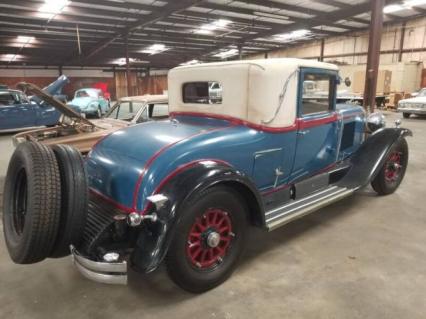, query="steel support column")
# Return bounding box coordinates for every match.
[125,34,131,97]
[398,22,407,62]
[319,38,325,62]
[363,0,385,113]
